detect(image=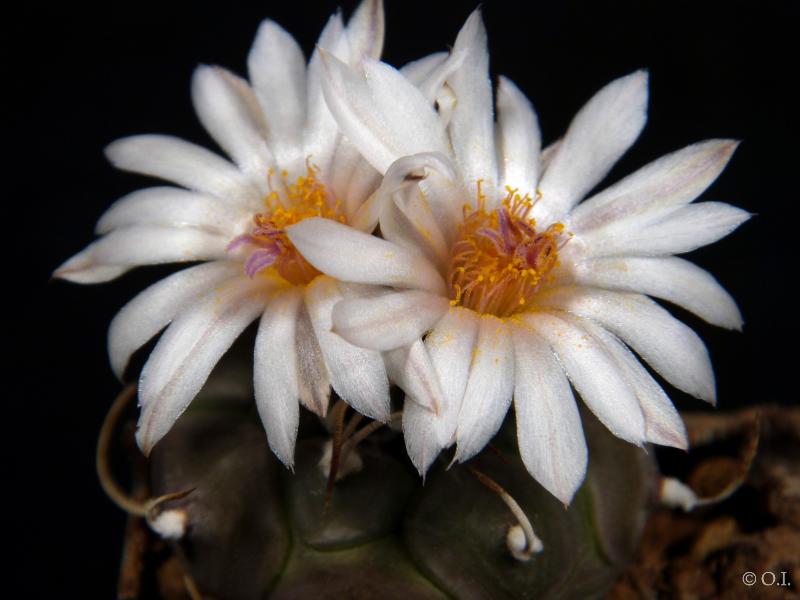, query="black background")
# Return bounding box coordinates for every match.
[9,0,797,596]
